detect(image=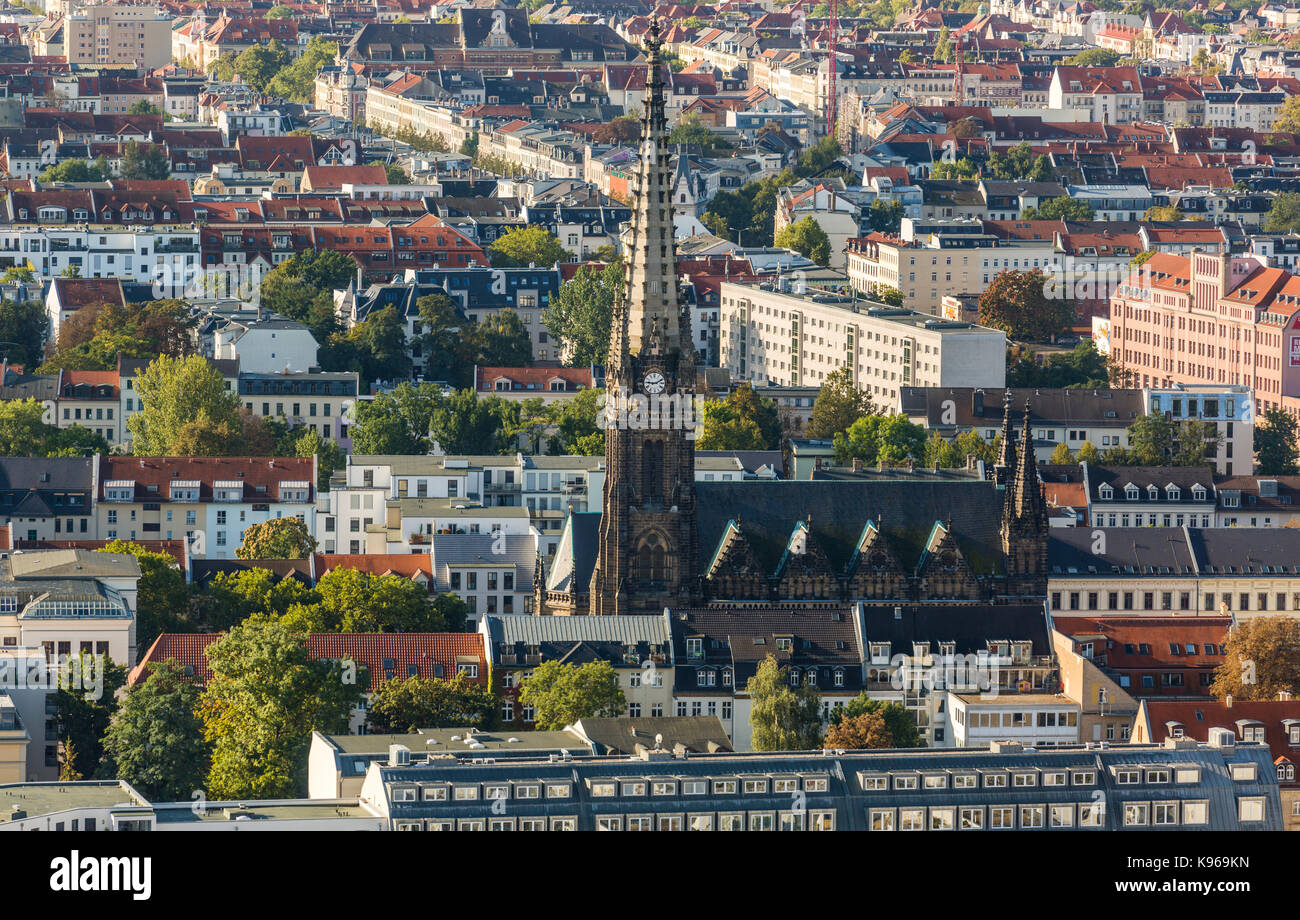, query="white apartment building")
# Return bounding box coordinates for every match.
[946,693,1082,748]
[1,226,200,297]
[718,280,1006,404]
